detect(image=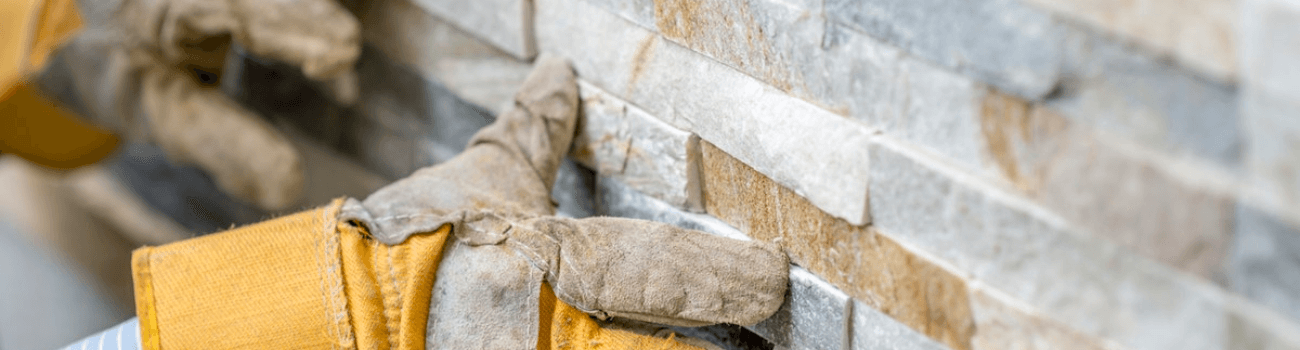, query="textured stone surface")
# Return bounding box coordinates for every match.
[1046,28,1241,168]
[645,0,810,95]
[1229,204,1300,321]
[1021,0,1237,80]
[536,0,875,224]
[700,141,975,349]
[852,300,953,350]
[580,0,990,172]
[572,81,700,210]
[825,0,1063,99]
[979,92,1235,279]
[817,0,1239,168]
[571,0,1238,180]
[748,267,851,350]
[967,286,1110,350]
[361,0,532,115]
[409,0,535,59]
[869,135,1228,350]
